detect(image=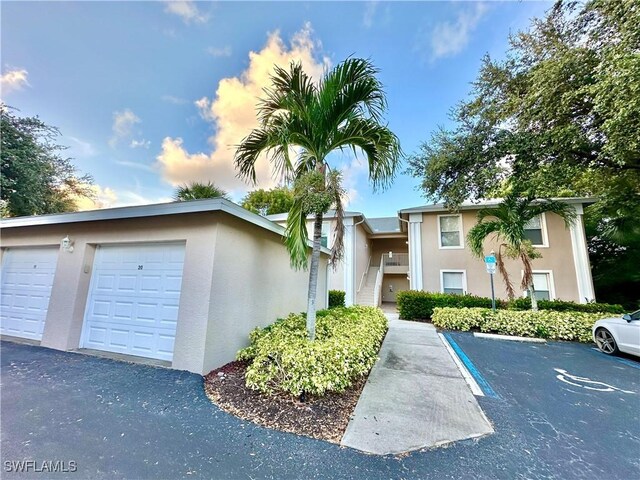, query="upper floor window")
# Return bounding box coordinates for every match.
[441,271,466,295]
[439,215,463,248]
[524,214,547,247]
